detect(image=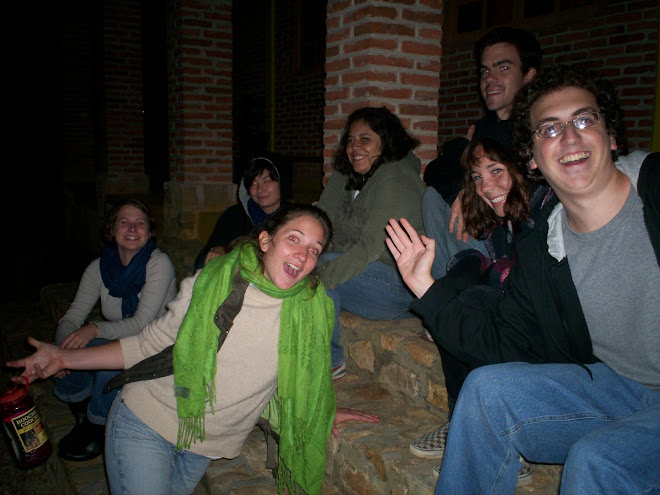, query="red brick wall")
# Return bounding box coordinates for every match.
[324,0,444,177]
[104,0,148,195]
[167,0,233,186]
[438,0,658,152]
